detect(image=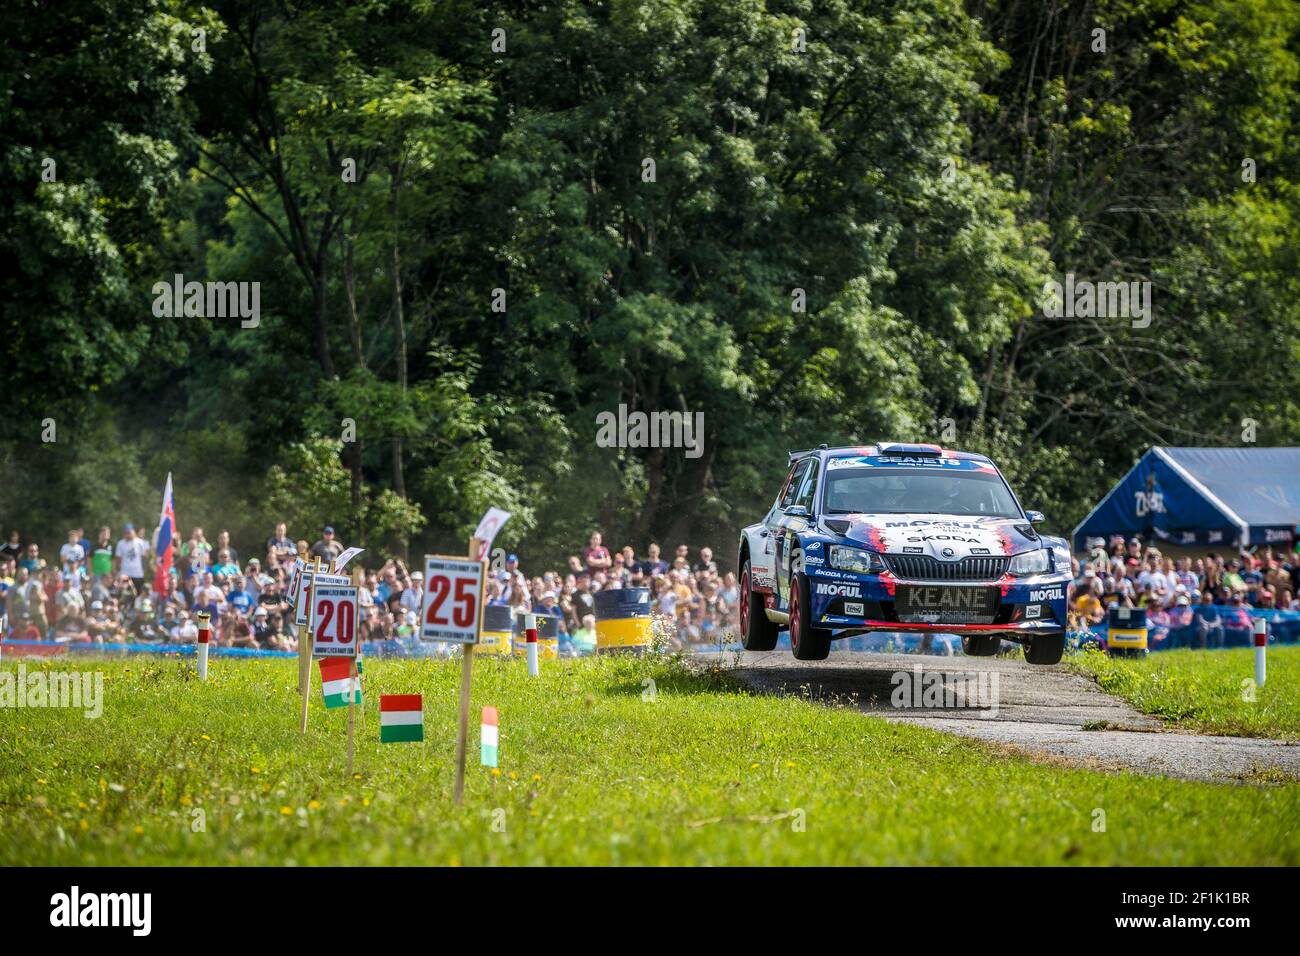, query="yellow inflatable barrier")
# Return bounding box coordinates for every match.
[1107,606,1148,655]
[594,588,653,654]
[479,605,514,655]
